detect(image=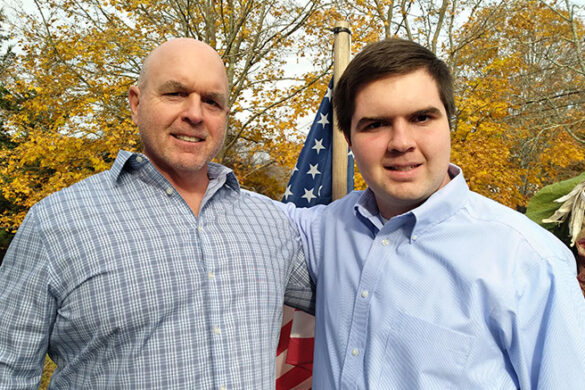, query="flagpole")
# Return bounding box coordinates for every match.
[332,21,351,201]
